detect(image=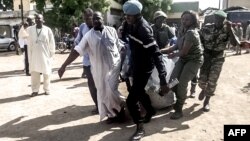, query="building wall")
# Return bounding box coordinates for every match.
[168,2,199,19]
[104,0,123,27]
[223,0,250,9]
[13,0,35,11]
[11,0,123,27]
